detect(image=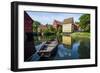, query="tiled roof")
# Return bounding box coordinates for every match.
[63,17,74,24]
